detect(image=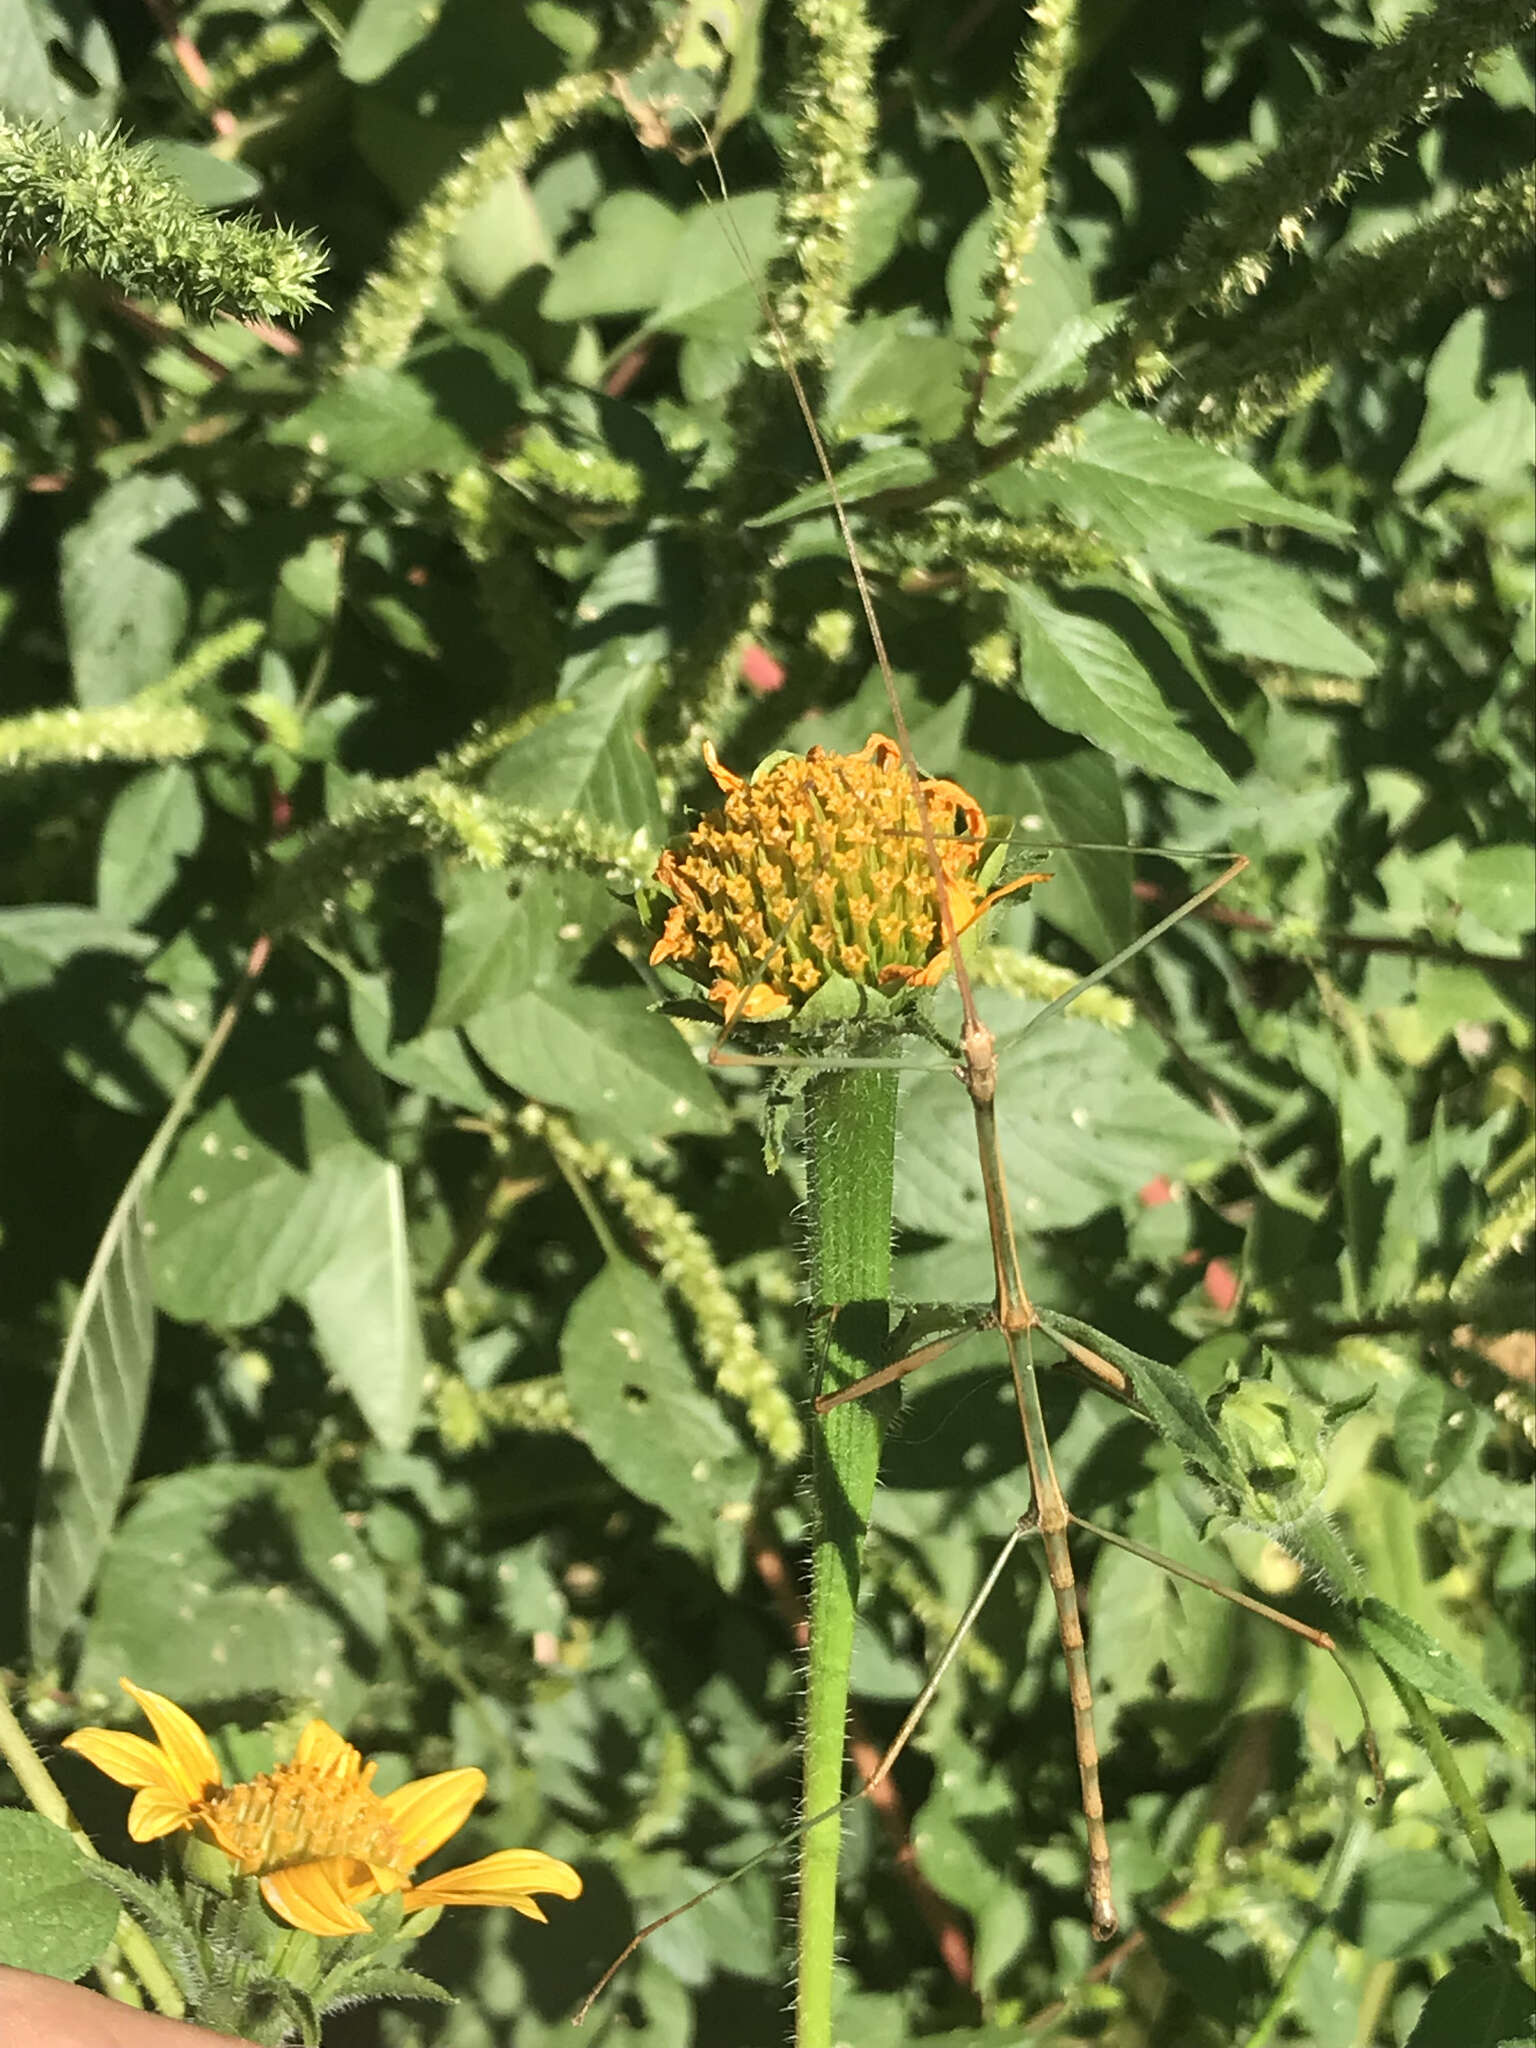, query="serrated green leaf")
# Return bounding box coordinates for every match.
[560,1259,753,1547]
[0,1812,120,1981]
[1360,1595,1529,1749]
[1147,536,1376,678]
[990,404,1350,547]
[1037,1308,1246,1496]
[426,867,608,1031]
[1009,583,1233,797]
[489,667,664,842]
[1405,1954,1536,2048]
